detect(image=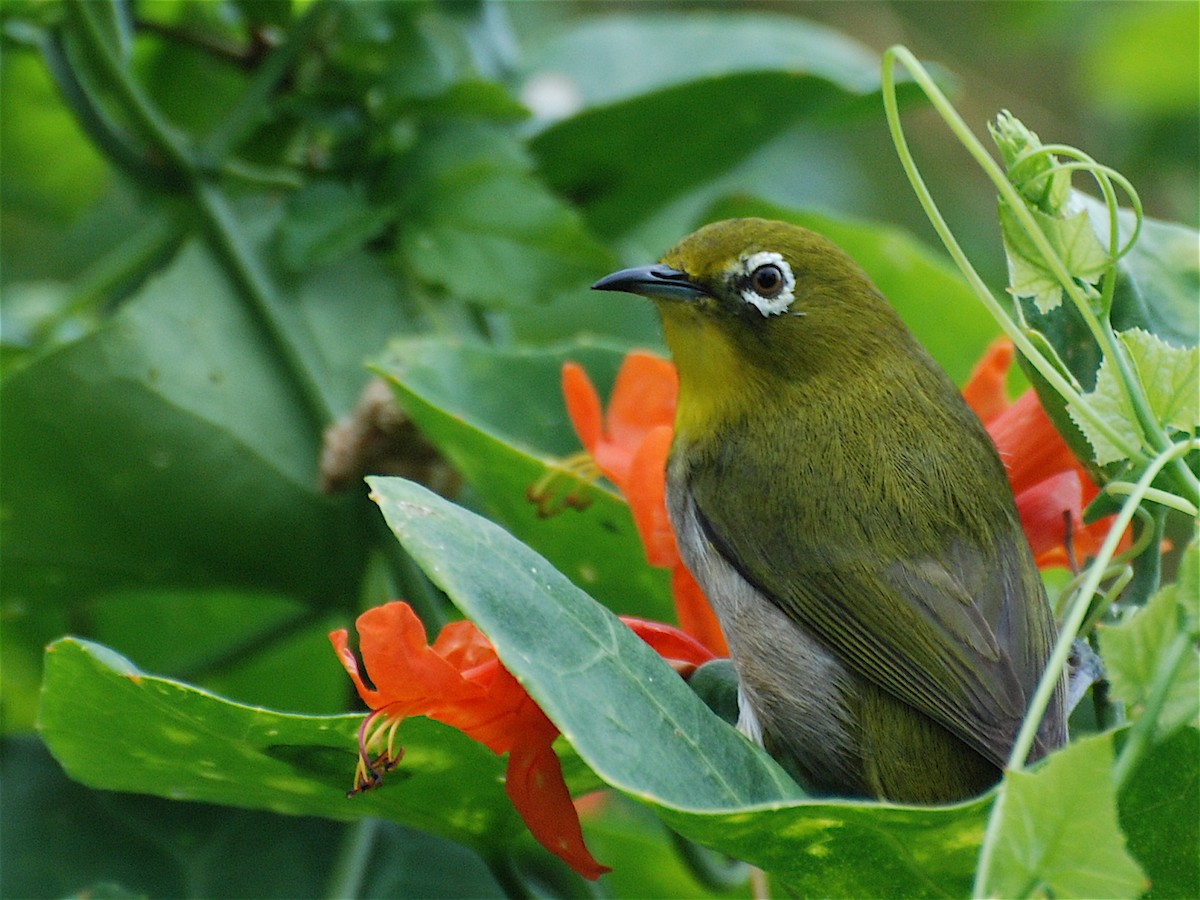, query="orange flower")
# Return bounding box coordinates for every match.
[561,352,728,656]
[330,601,715,880]
[962,338,1124,567]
